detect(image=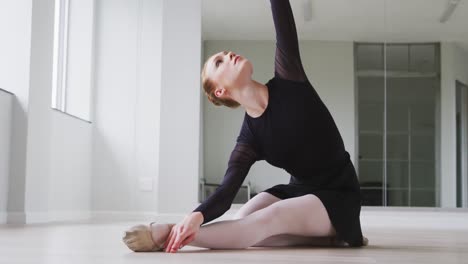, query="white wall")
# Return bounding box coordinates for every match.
[45,0,95,220]
[0,1,32,106]
[48,111,92,220]
[202,40,356,195]
[0,0,93,224]
[92,0,202,216]
[21,0,93,223]
[22,0,55,220]
[92,0,163,212]
[440,42,468,207]
[157,0,201,214]
[0,89,14,223]
[0,0,32,219]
